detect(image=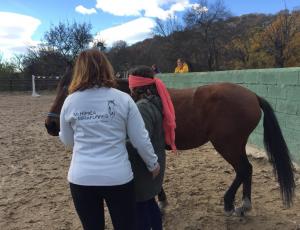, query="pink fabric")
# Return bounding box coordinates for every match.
[128,75,177,150]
